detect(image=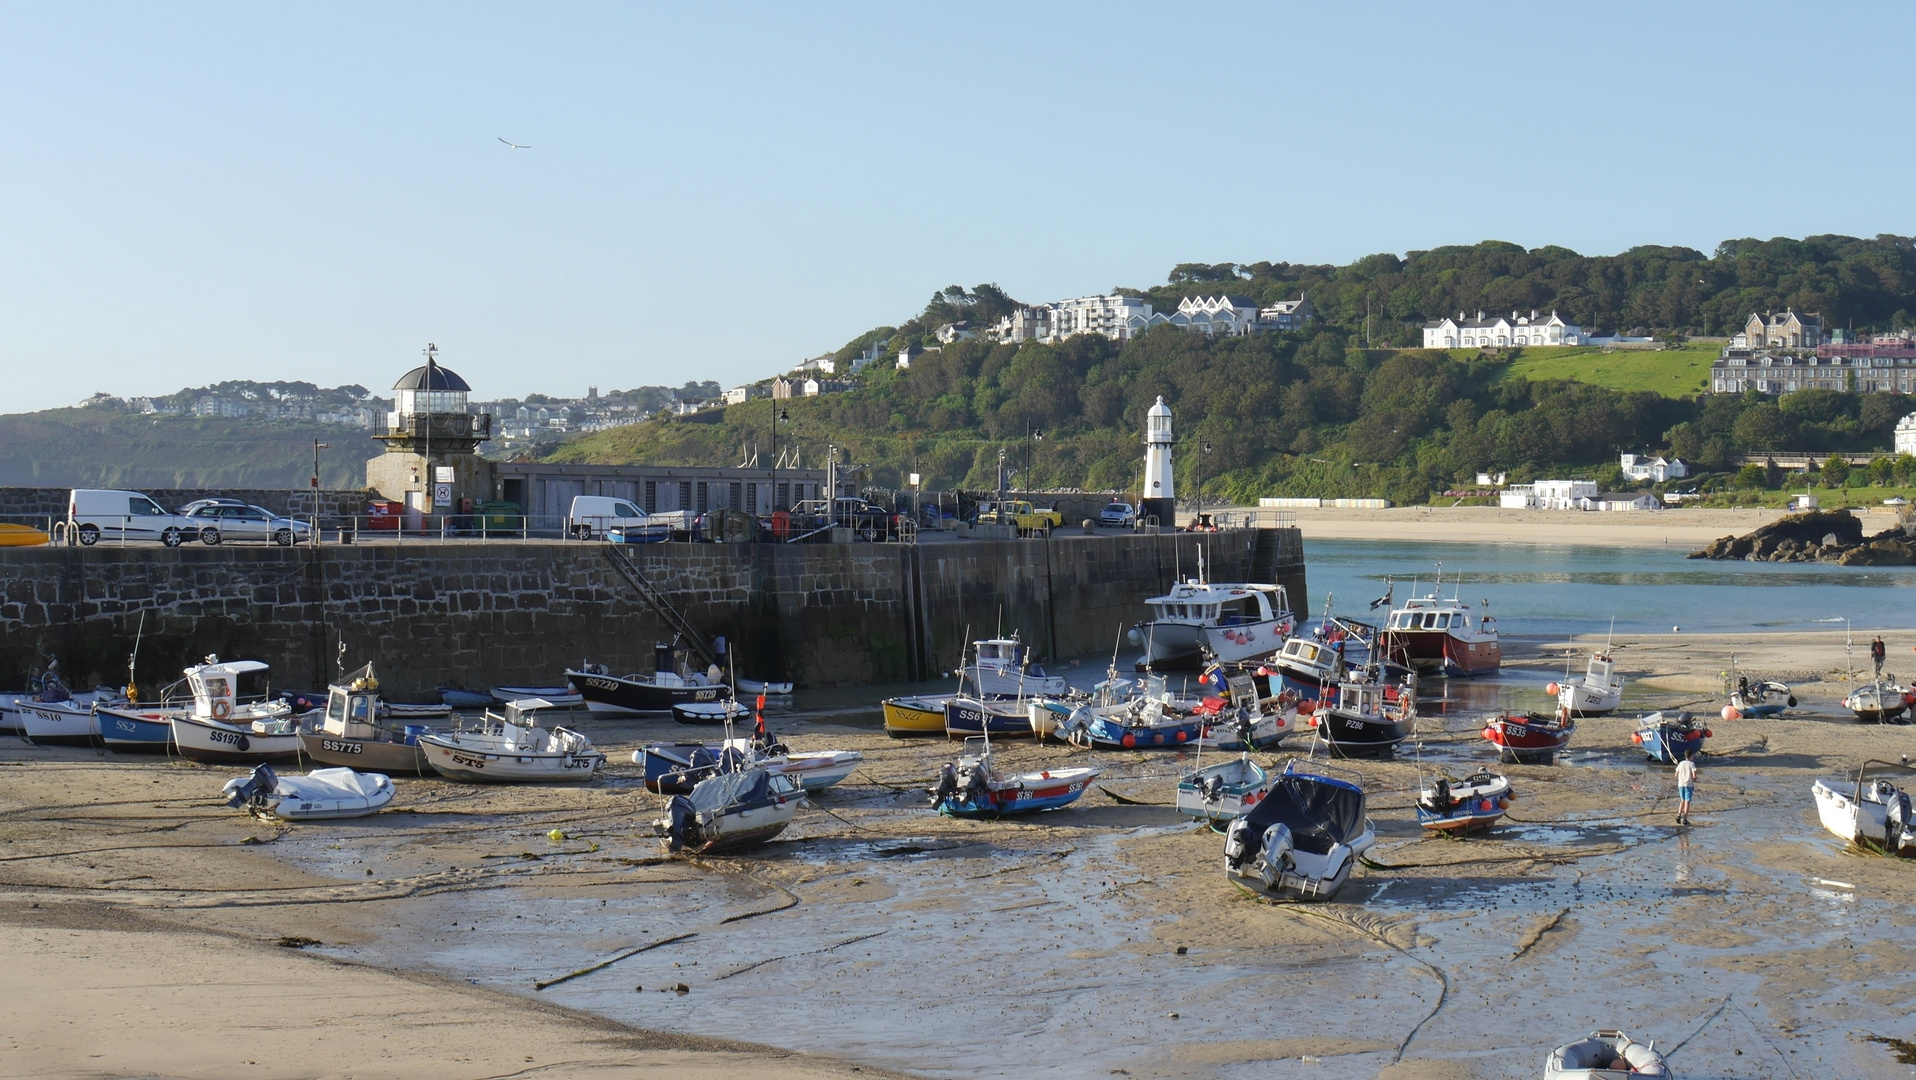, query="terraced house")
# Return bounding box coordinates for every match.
[1421,310,1582,349]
